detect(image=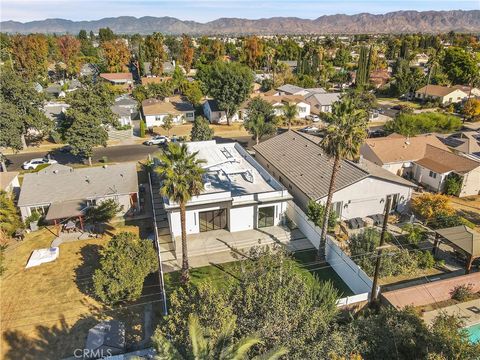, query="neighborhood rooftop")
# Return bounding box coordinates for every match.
[142,97,194,115]
[415,145,480,174]
[17,163,138,207]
